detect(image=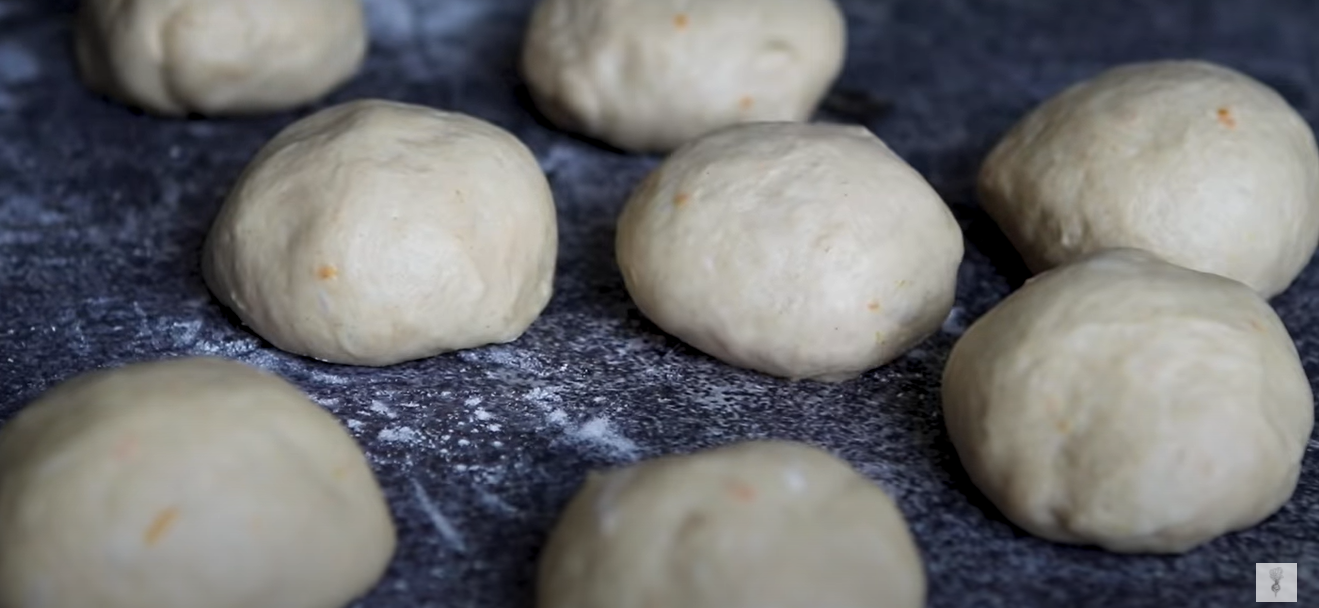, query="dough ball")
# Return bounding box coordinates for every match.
[537,440,925,608]
[0,357,396,608]
[75,0,367,115]
[203,99,558,366]
[942,248,1313,553]
[521,0,847,153]
[978,60,1319,298]
[616,122,963,382]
